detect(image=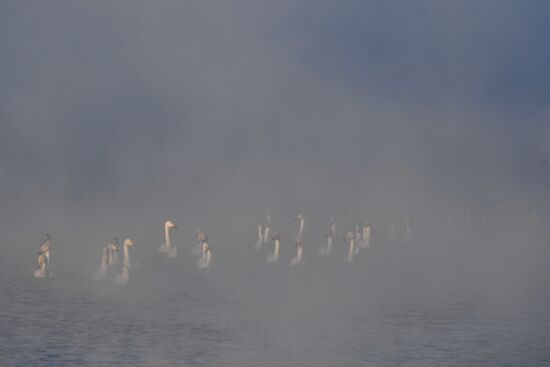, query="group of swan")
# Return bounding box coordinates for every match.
[94,237,135,284]
[34,214,370,283]
[256,213,371,265]
[156,220,212,268]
